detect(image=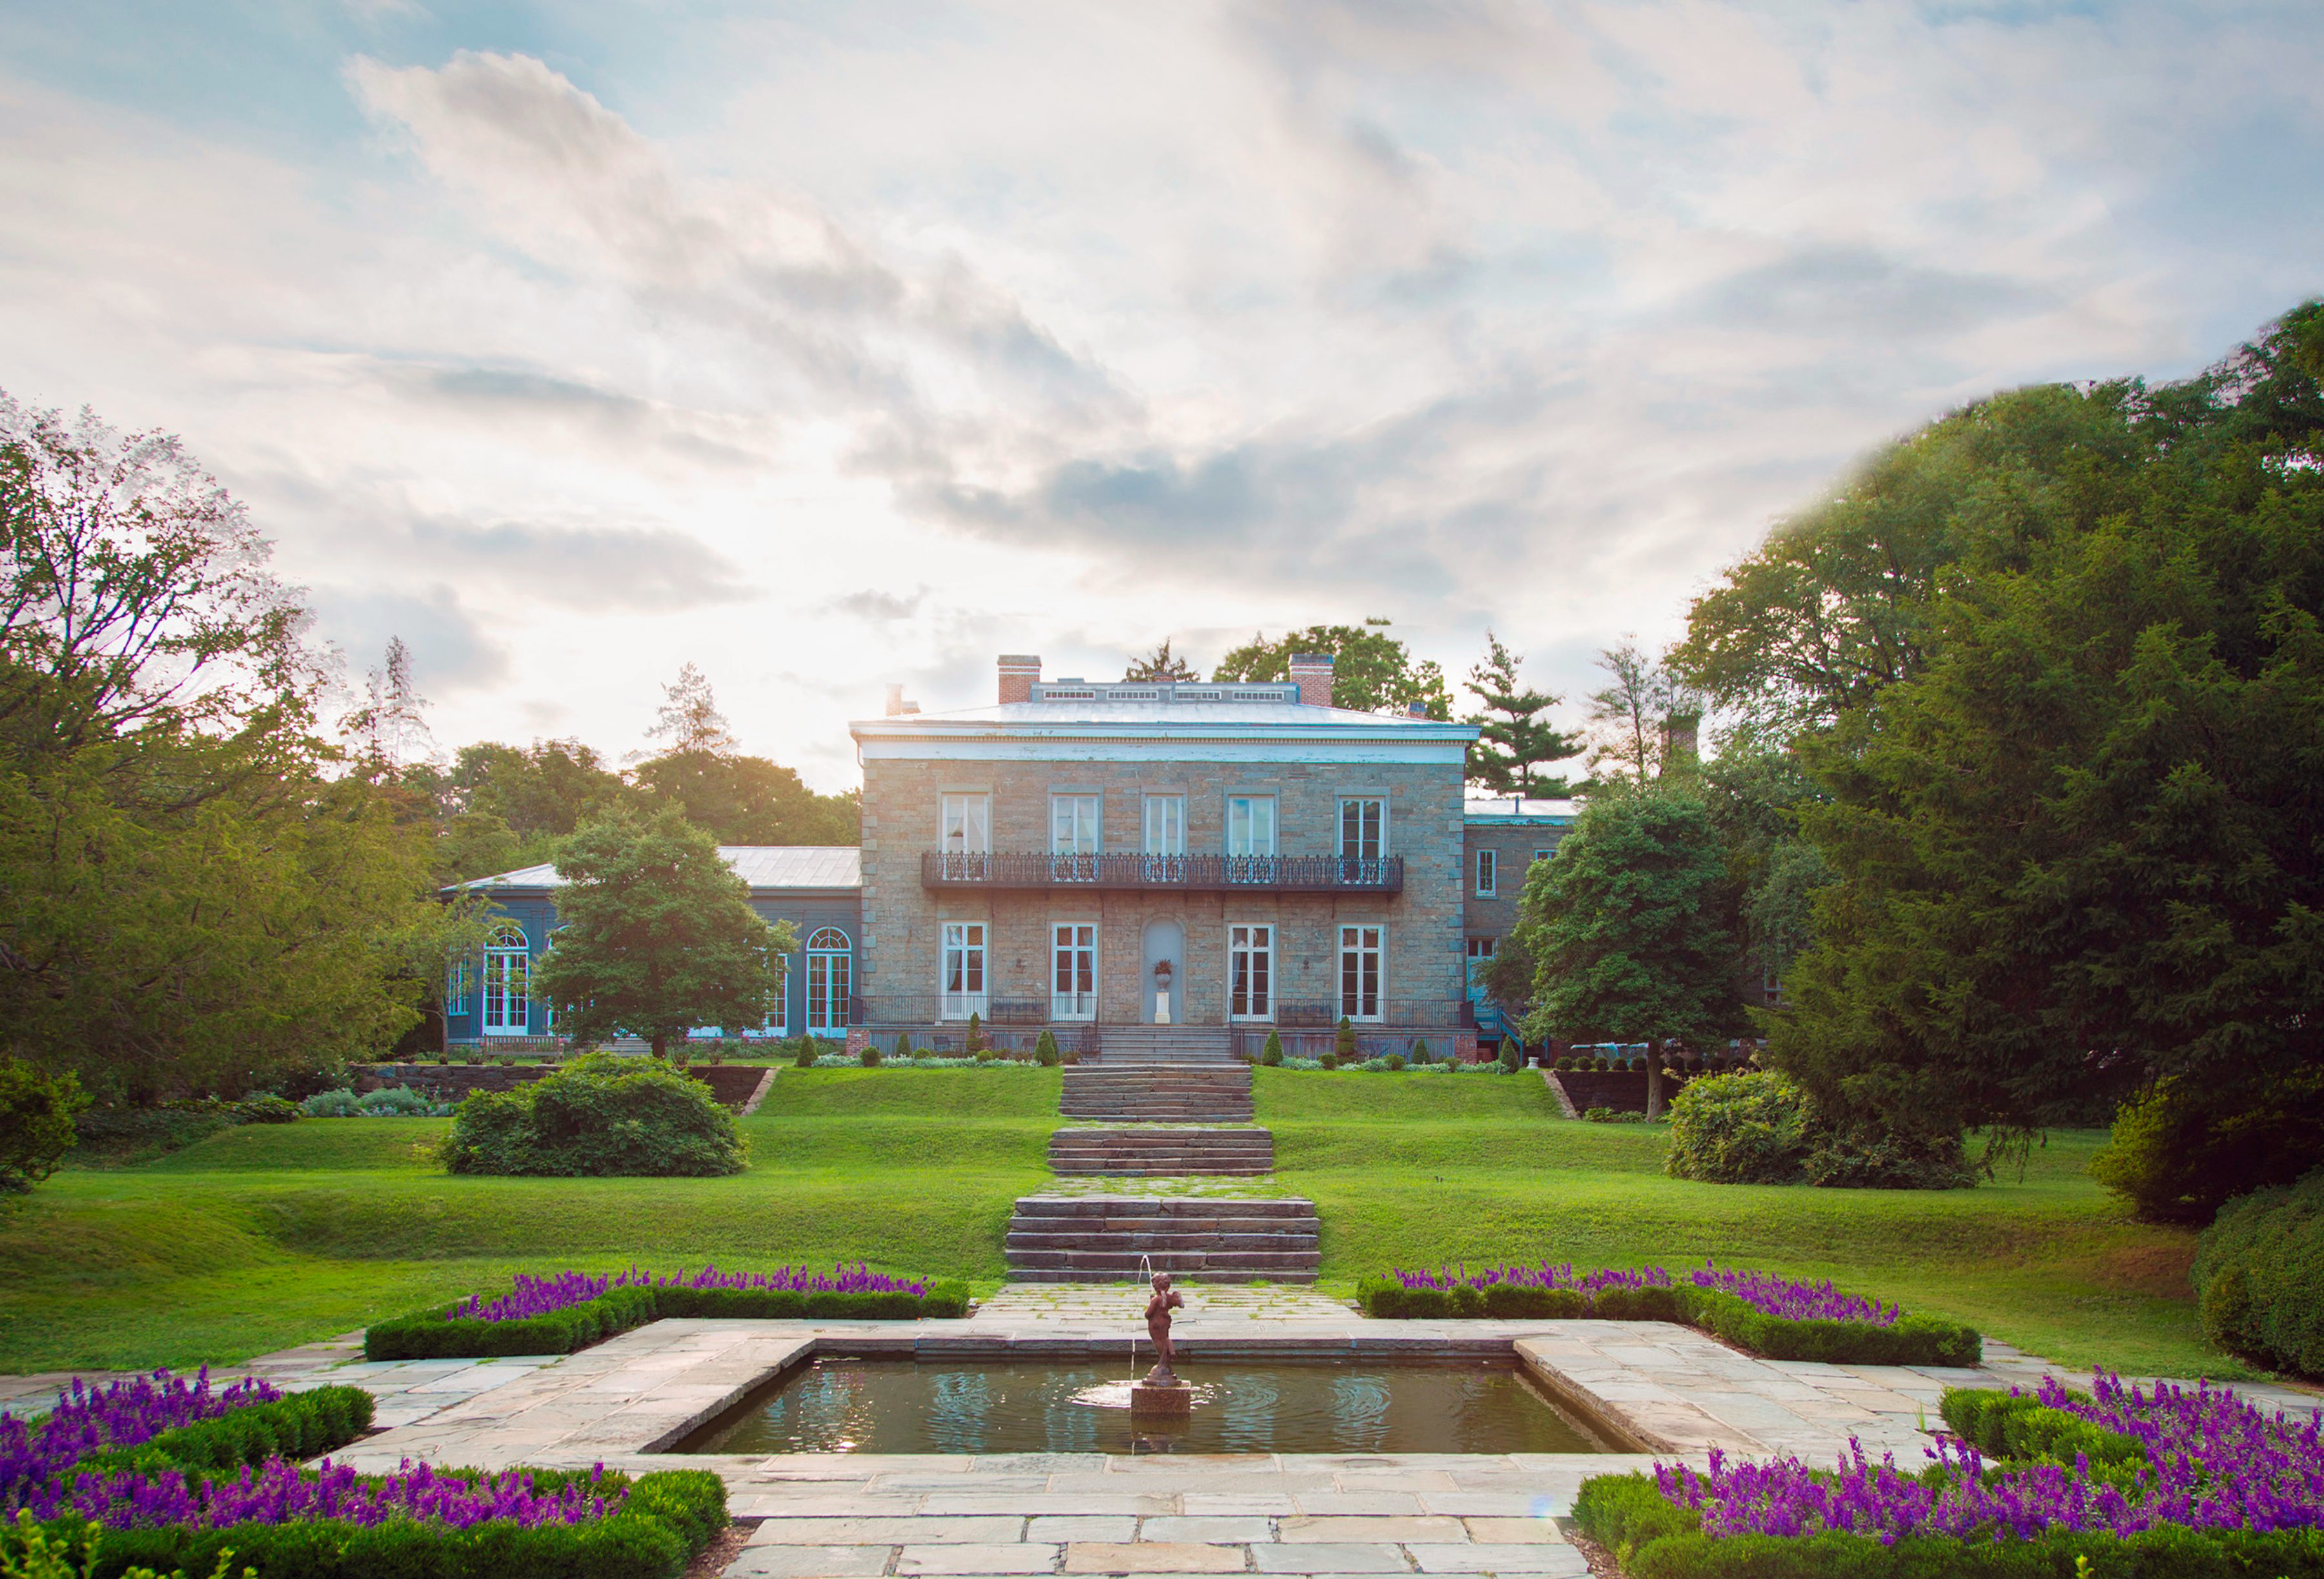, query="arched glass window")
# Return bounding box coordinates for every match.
[806,926,851,1035]
[482,922,530,1037]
